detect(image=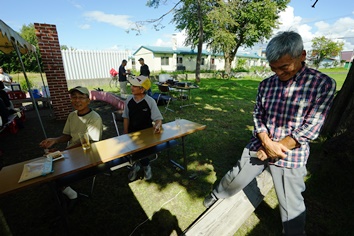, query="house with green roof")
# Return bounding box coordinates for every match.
[132,46,266,72]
